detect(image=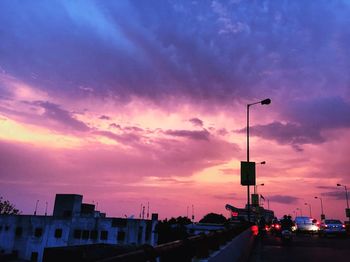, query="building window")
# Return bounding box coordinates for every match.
[54,229,62,238]
[117,231,125,242]
[15,227,23,237]
[73,229,82,239]
[34,228,43,238]
[90,230,98,240]
[82,230,89,240]
[100,230,108,240]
